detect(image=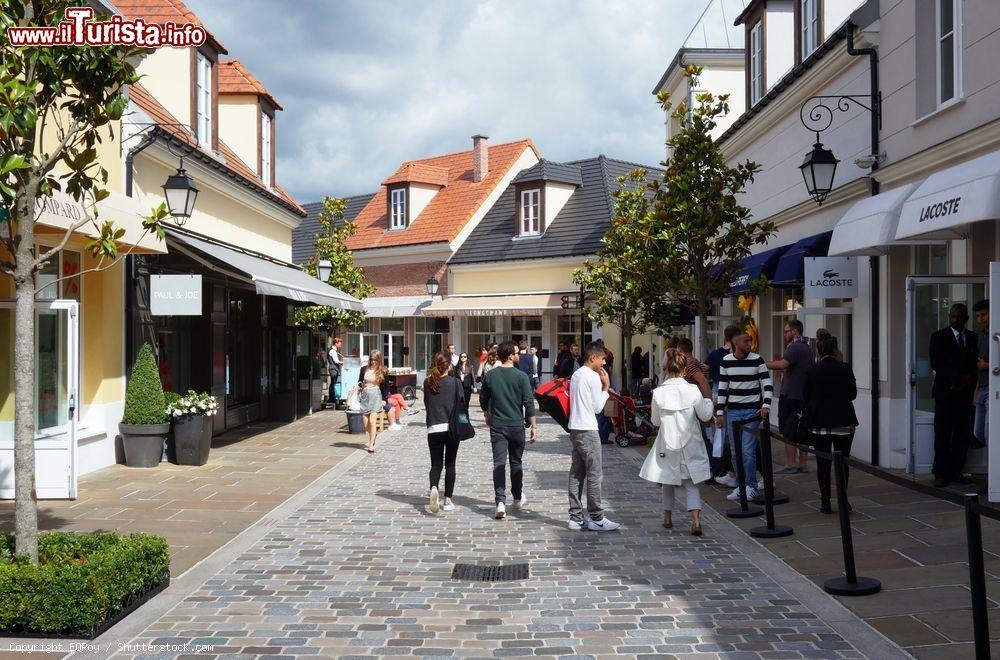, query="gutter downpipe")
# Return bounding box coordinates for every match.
[123,131,157,372]
[846,21,882,466]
